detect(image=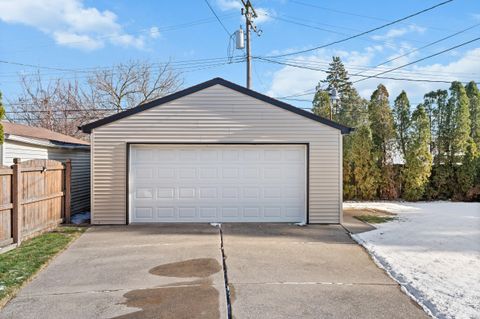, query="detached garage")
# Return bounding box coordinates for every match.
[81,78,352,224]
